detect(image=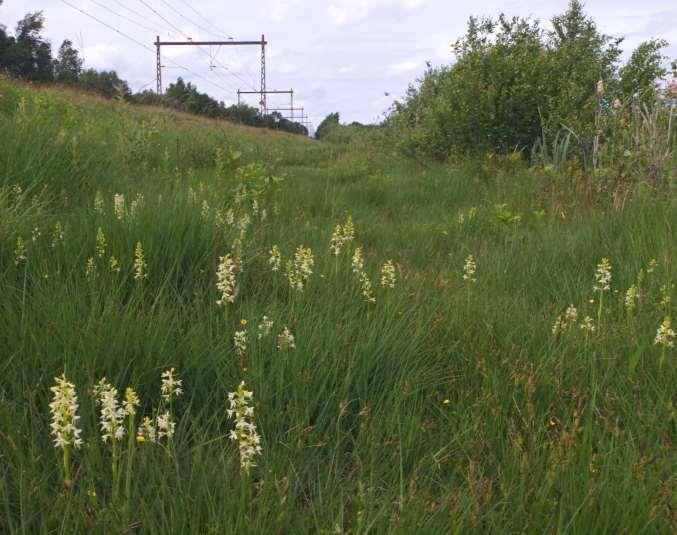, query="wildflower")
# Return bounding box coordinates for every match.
[286,245,314,291]
[123,387,139,417]
[552,305,578,335]
[31,226,41,243]
[226,209,235,226]
[655,316,675,368]
[109,256,121,273]
[160,368,183,402]
[462,254,476,283]
[156,412,176,440]
[129,193,144,218]
[201,200,210,219]
[359,272,376,304]
[94,379,125,442]
[96,227,107,258]
[343,216,355,243]
[114,194,126,220]
[593,258,612,324]
[329,216,355,256]
[457,212,465,225]
[49,374,83,449]
[49,374,83,487]
[565,304,578,324]
[624,285,639,314]
[137,416,157,443]
[234,330,248,360]
[330,224,344,256]
[85,257,96,279]
[257,315,274,339]
[94,191,105,214]
[14,237,27,266]
[654,317,675,348]
[294,246,314,280]
[580,316,596,333]
[51,221,64,248]
[593,258,612,293]
[352,247,364,274]
[133,242,147,280]
[216,254,238,306]
[252,199,259,216]
[659,284,672,308]
[227,381,262,474]
[277,326,296,350]
[380,260,396,288]
[268,245,281,272]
